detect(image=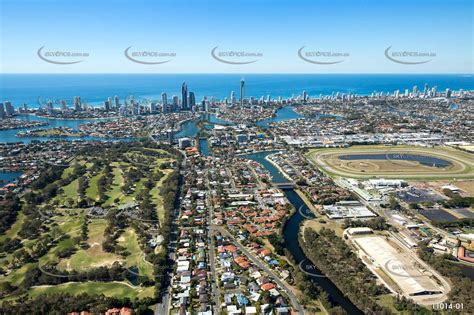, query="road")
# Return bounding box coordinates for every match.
[154,154,186,315]
[214,226,304,315]
[206,169,221,314]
